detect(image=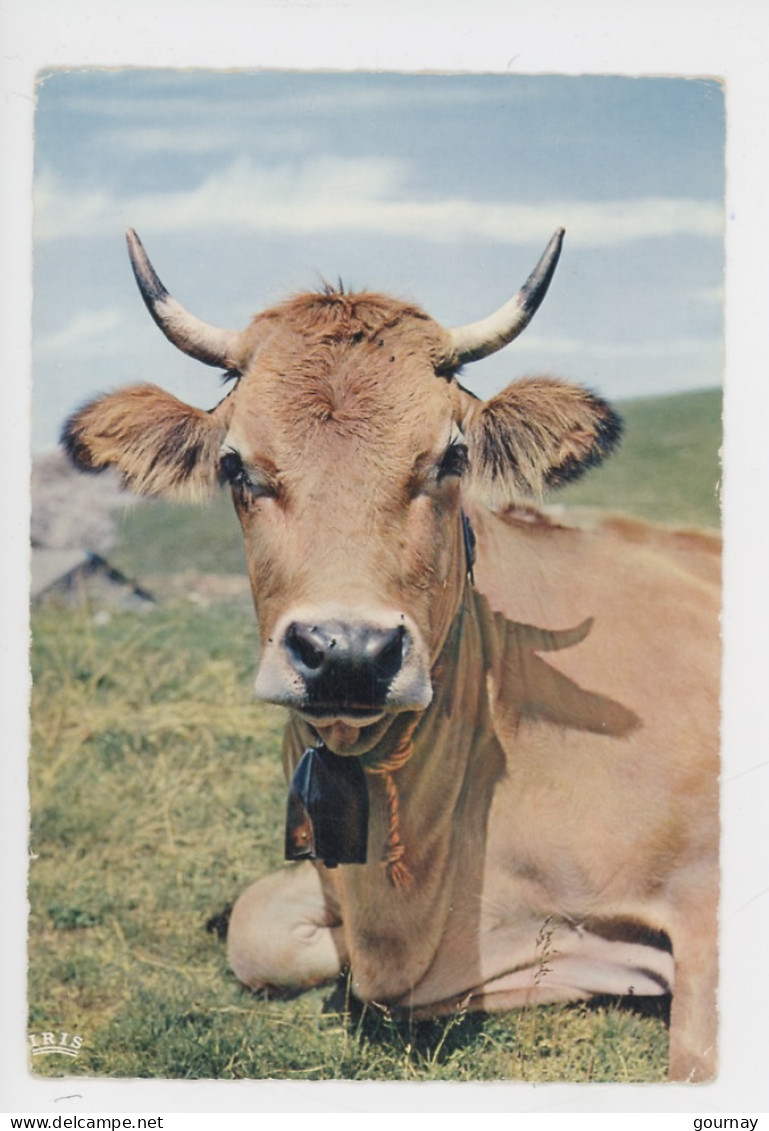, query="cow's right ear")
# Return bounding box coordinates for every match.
[62,383,233,501]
